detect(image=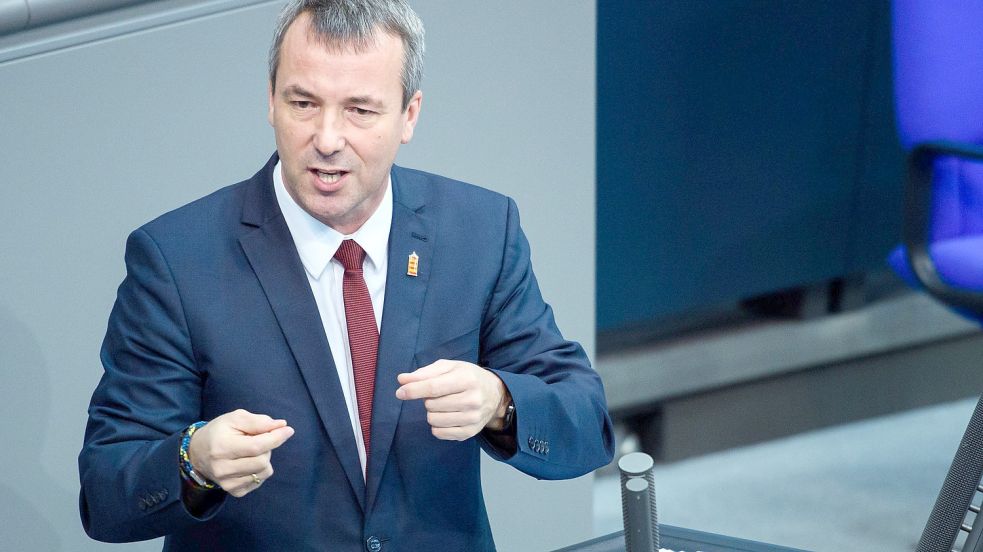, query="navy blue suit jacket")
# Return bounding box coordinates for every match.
[79,154,614,551]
